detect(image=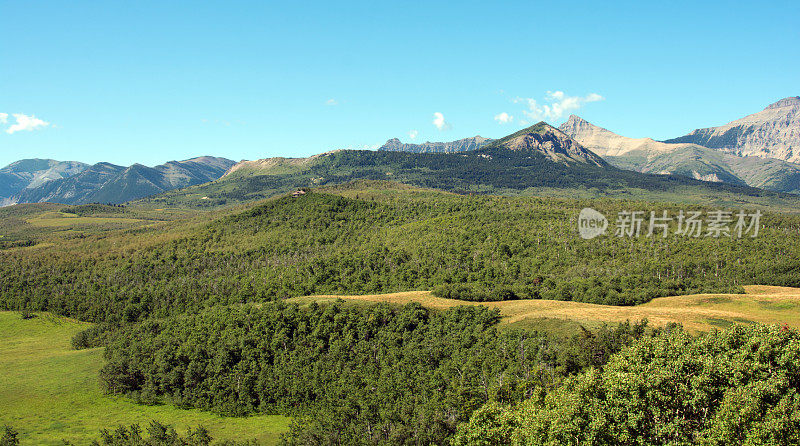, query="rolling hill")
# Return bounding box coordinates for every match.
[6,179,800,324]
[5,180,800,445]
[288,285,800,334]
